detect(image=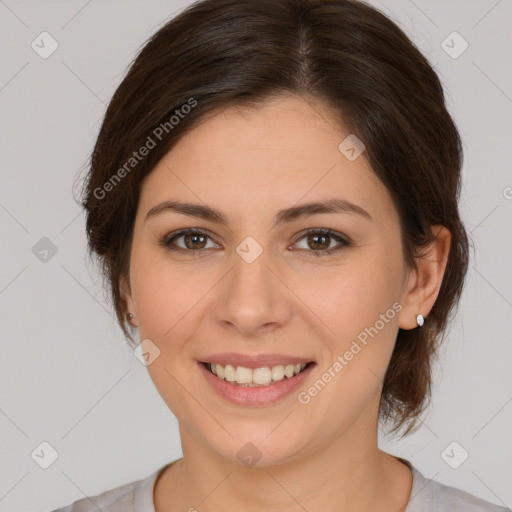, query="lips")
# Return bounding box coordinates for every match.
[197,353,316,406]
